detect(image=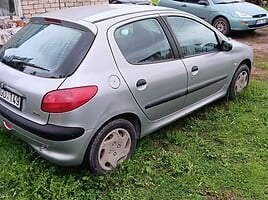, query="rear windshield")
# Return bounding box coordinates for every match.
[0,20,95,78]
